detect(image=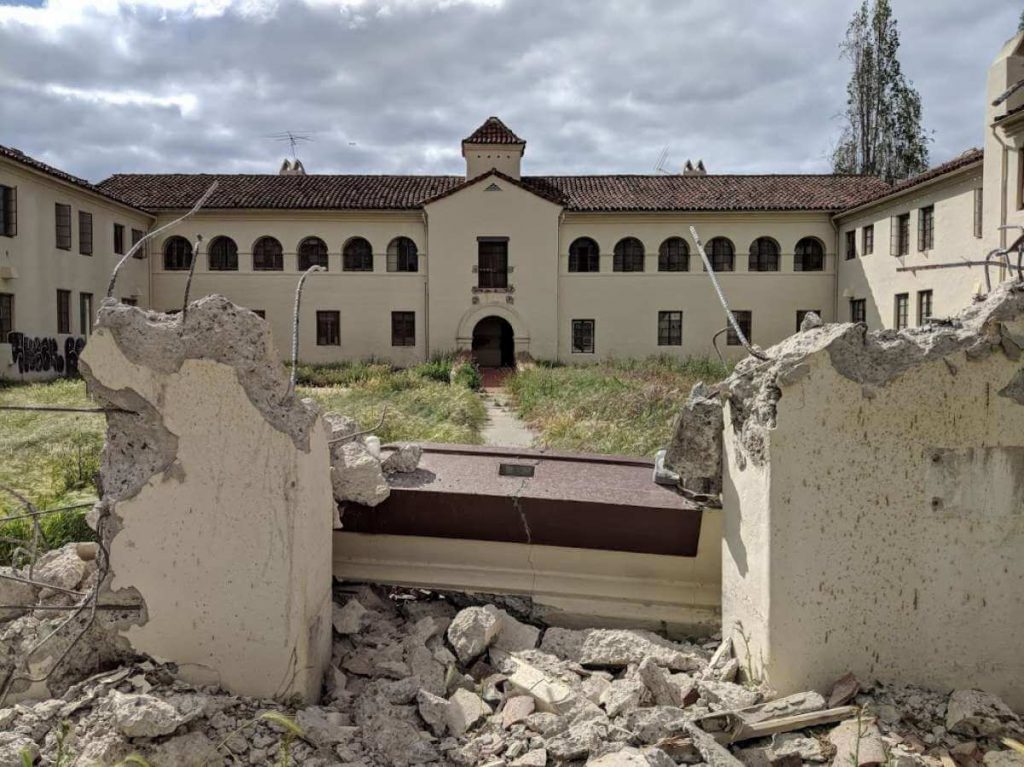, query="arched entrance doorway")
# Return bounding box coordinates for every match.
[471,316,515,368]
